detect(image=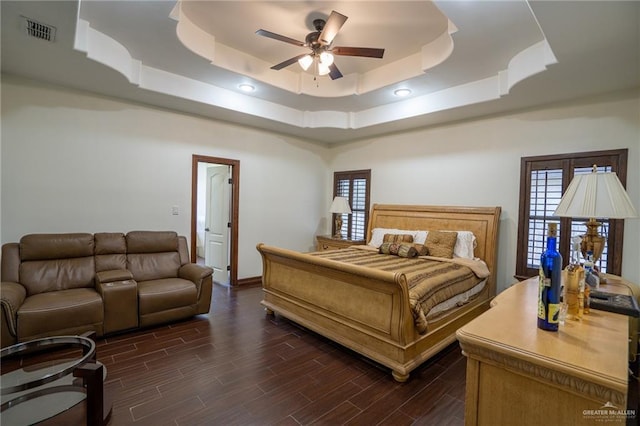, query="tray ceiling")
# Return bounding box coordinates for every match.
[1,1,638,144]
